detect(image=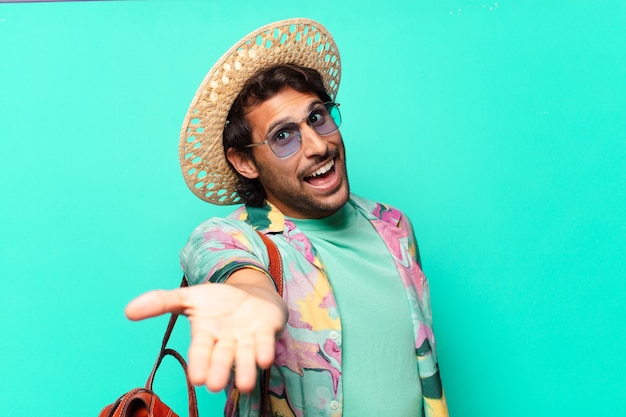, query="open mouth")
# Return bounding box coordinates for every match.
[304,159,335,186]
